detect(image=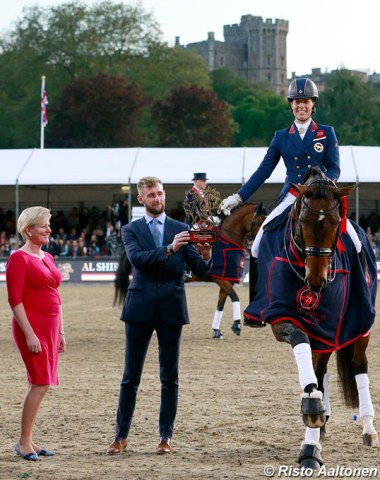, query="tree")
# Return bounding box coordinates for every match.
[317,70,380,146]
[1,1,162,78]
[47,73,147,147]
[210,67,256,105]
[233,91,291,146]
[123,44,211,99]
[151,86,236,147]
[0,2,214,148]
